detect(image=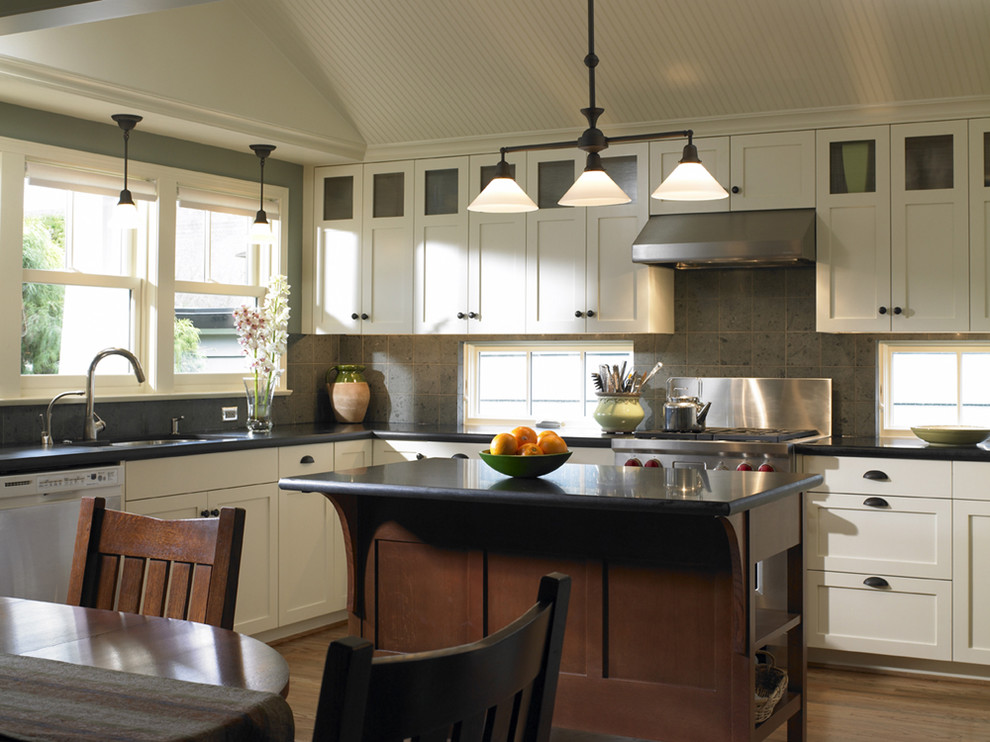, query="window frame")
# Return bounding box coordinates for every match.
[1,136,288,402]
[879,340,990,436]
[463,339,634,429]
